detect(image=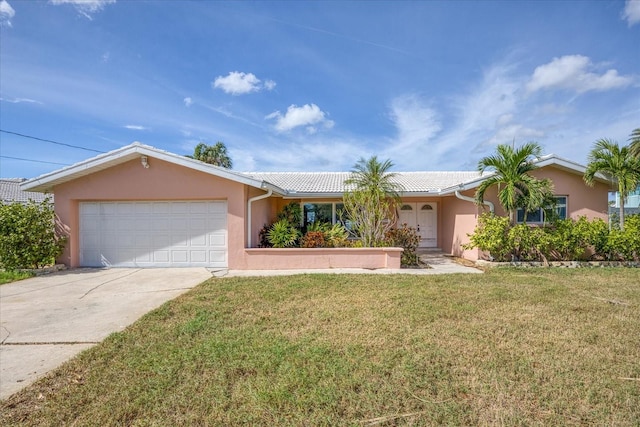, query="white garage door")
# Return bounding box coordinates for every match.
[79,201,227,268]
